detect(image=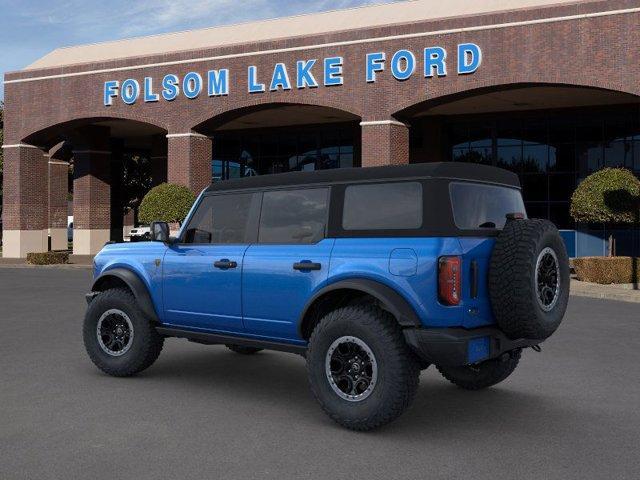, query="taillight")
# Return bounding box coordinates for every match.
[438,256,461,306]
